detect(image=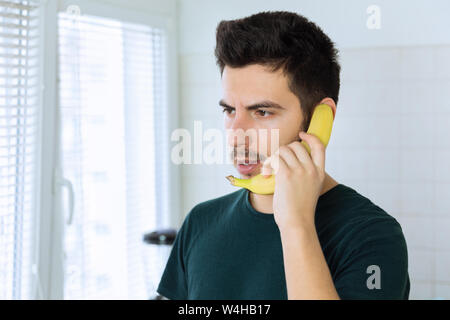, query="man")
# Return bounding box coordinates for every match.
[157,11,410,300]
